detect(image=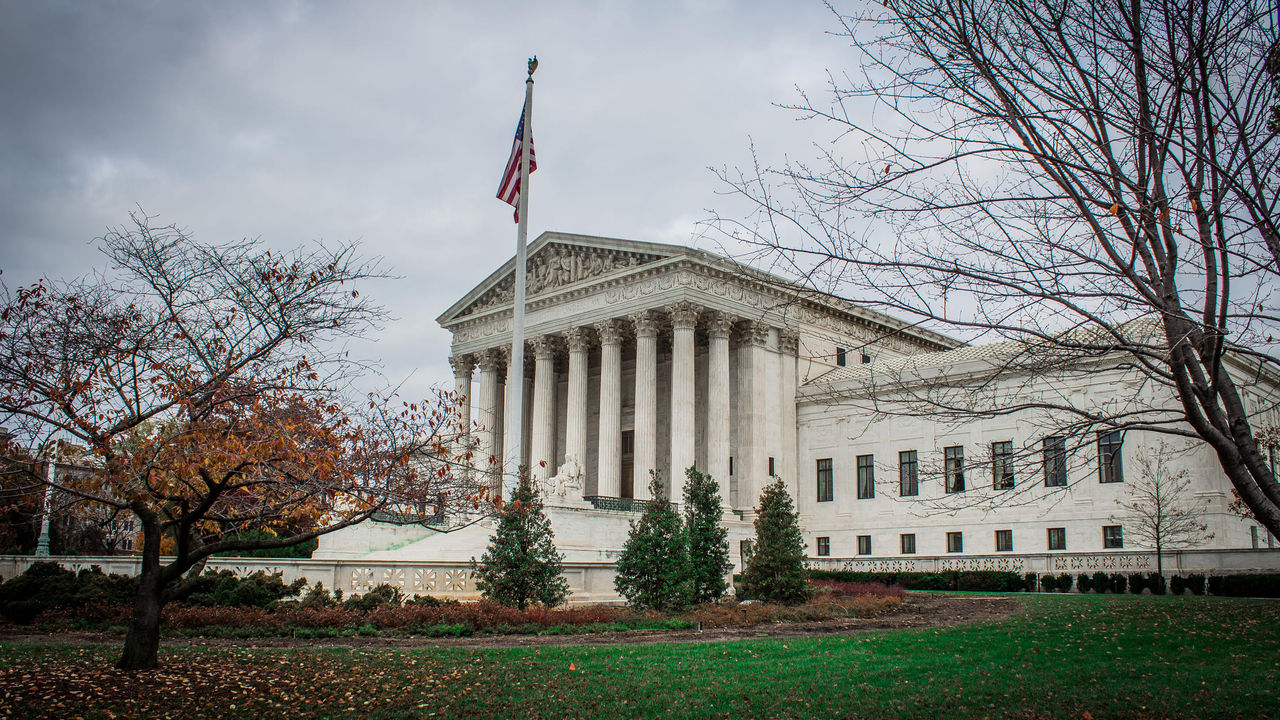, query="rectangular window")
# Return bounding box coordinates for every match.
[857,454,875,499]
[1103,525,1124,549]
[857,535,872,555]
[768,456,775,477]
[860,351,872,364]
[729,456,734,476]
[1047,527,1066,550]
[946,531,964,553]
[835,347,847,366]
[1043,435,1067,487]
[816,458,833,502]
[817,537,830,556]
[995,529,1013,552]
[992,441,1014,490]
[900,533,916,554]
[899,450,919,496]
[944,446,965,493]
[1252,526,1260,550]
[1098,430,1124,483]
